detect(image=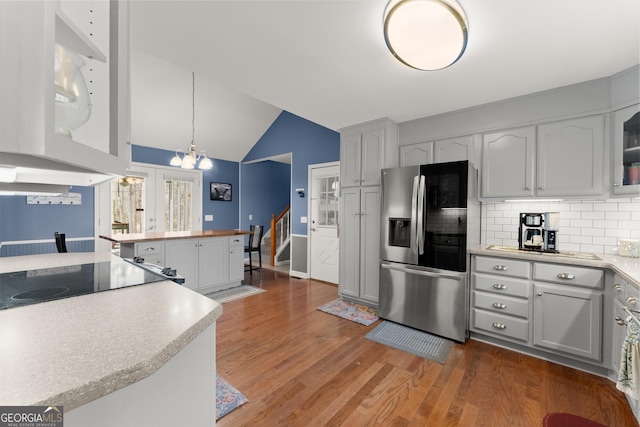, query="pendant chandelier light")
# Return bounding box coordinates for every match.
[170,72,213,170]
[383,0,468,71]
